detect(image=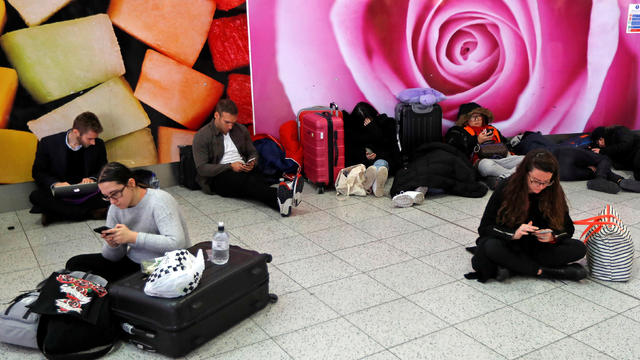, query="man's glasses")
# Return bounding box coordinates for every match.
[528,175,553,187]
[102,185,126,201]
